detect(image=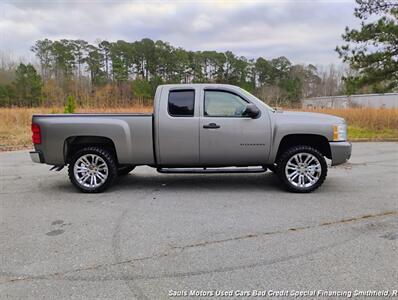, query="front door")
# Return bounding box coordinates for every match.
[199,89,269,166]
